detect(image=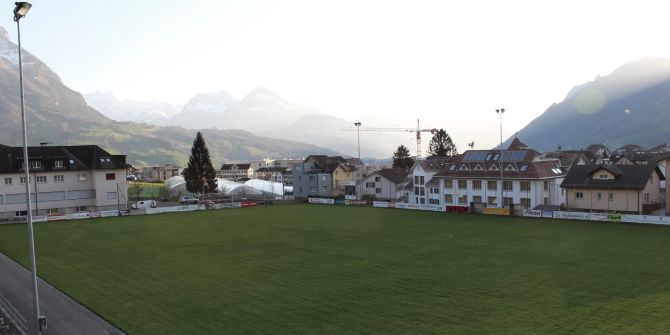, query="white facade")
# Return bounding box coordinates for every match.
[0,169,127,220]
[357,174,401,201]
[439,177,565,209]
